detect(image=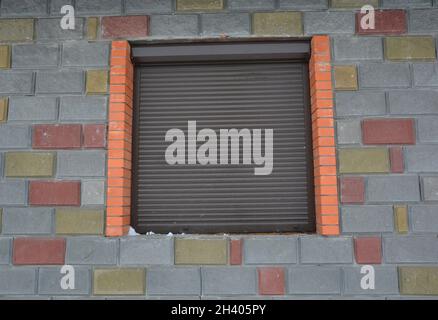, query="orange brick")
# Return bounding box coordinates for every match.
[106,225,130,237]
[315,175,338,186]
[107,206,131,216]
[317,225,340,236]
[107,216,131,226]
